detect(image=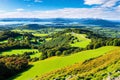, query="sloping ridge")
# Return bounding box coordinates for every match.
[35,48,120,80]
